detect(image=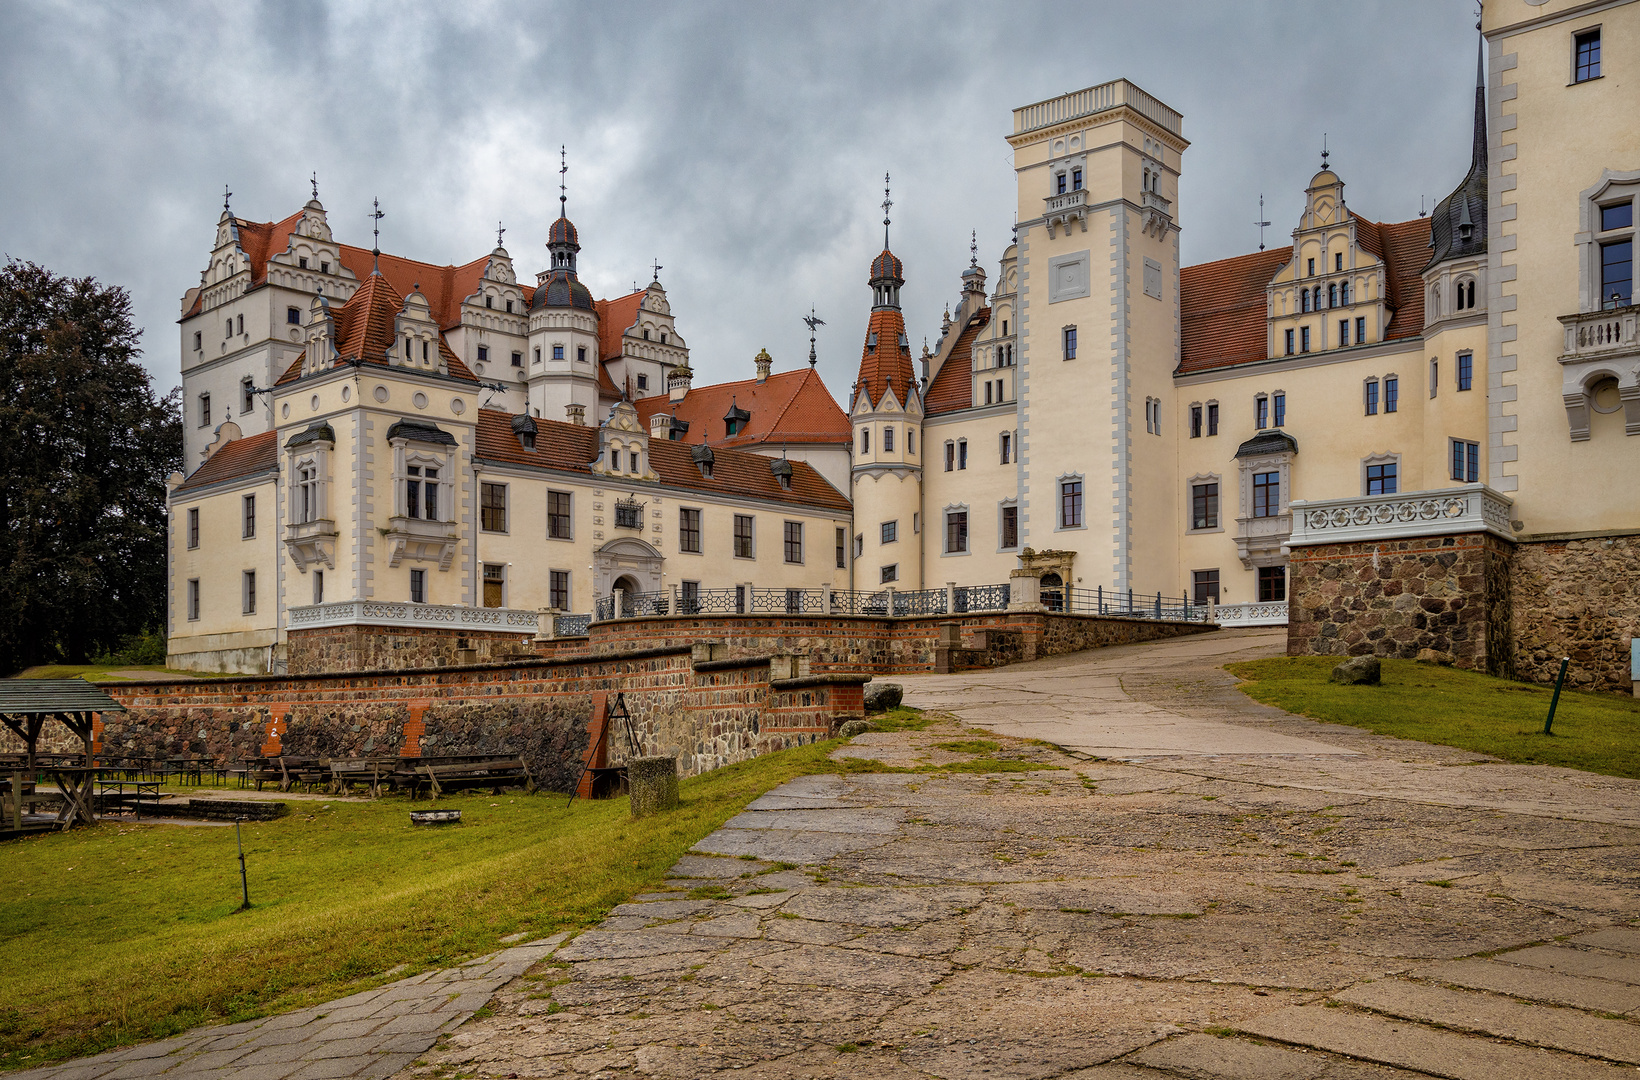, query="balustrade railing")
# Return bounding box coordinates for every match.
[553,614,591,637]
[1210,601,1288,627]
[955,583,1010,613]
[1056,586,1206,622]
